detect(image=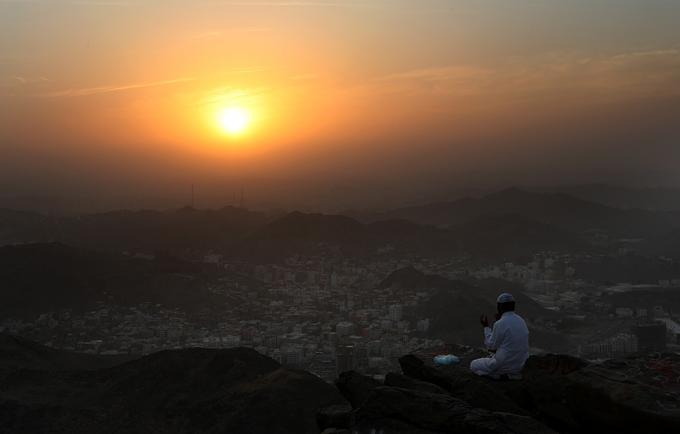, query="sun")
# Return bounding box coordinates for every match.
[217,107,251,135]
